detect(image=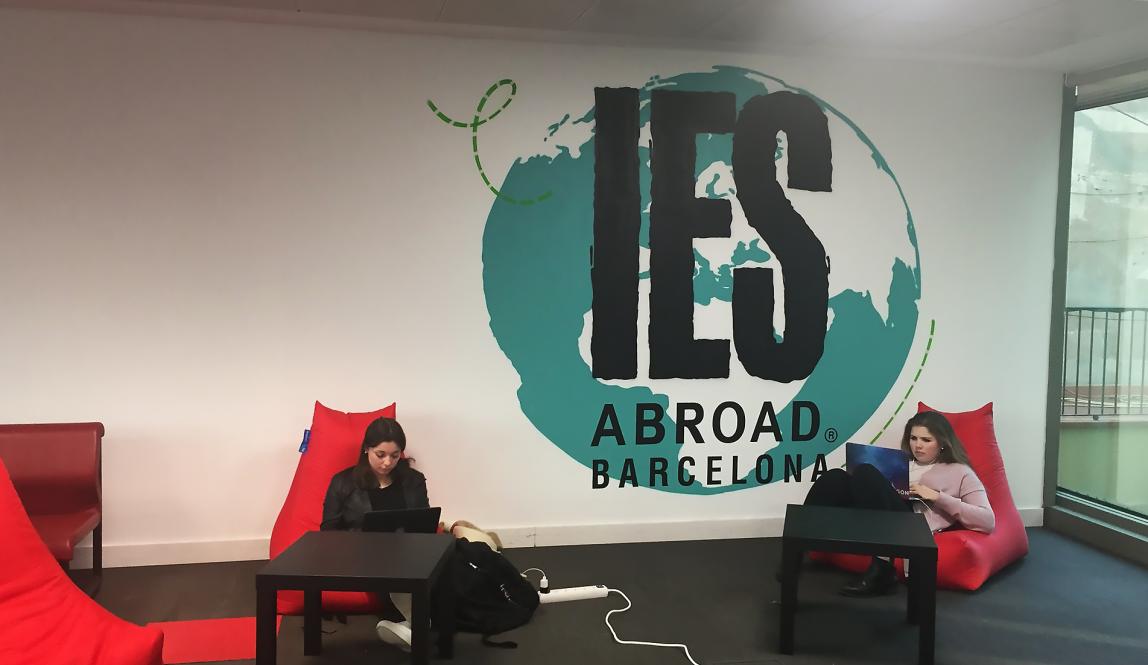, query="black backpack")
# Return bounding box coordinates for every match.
[450,539,539,647]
